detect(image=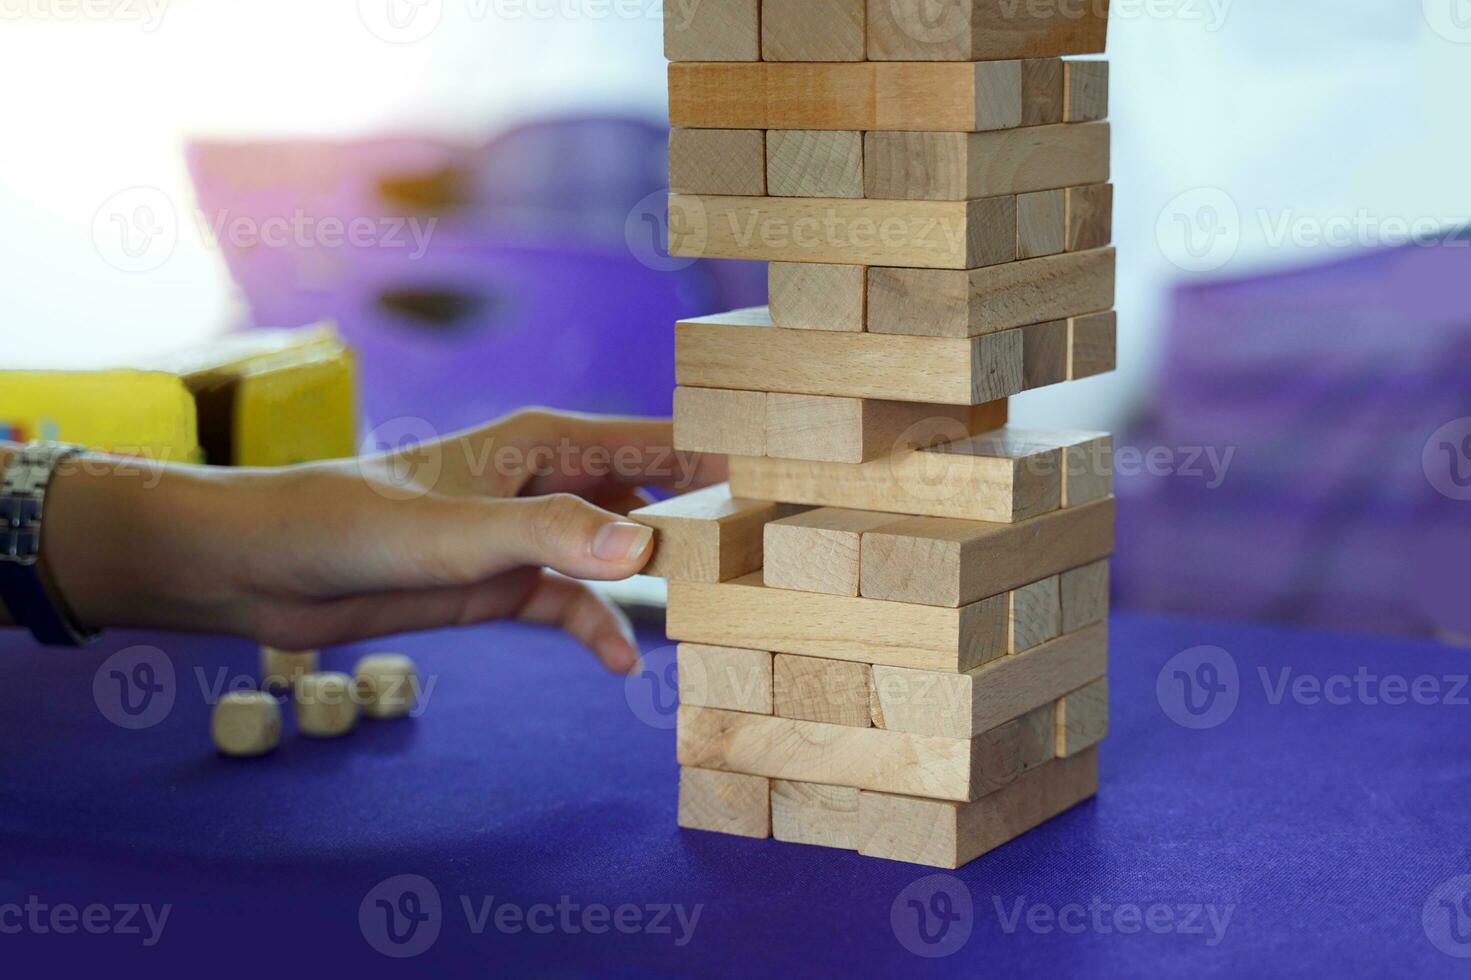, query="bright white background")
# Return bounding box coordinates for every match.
[2,0,1467,433]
